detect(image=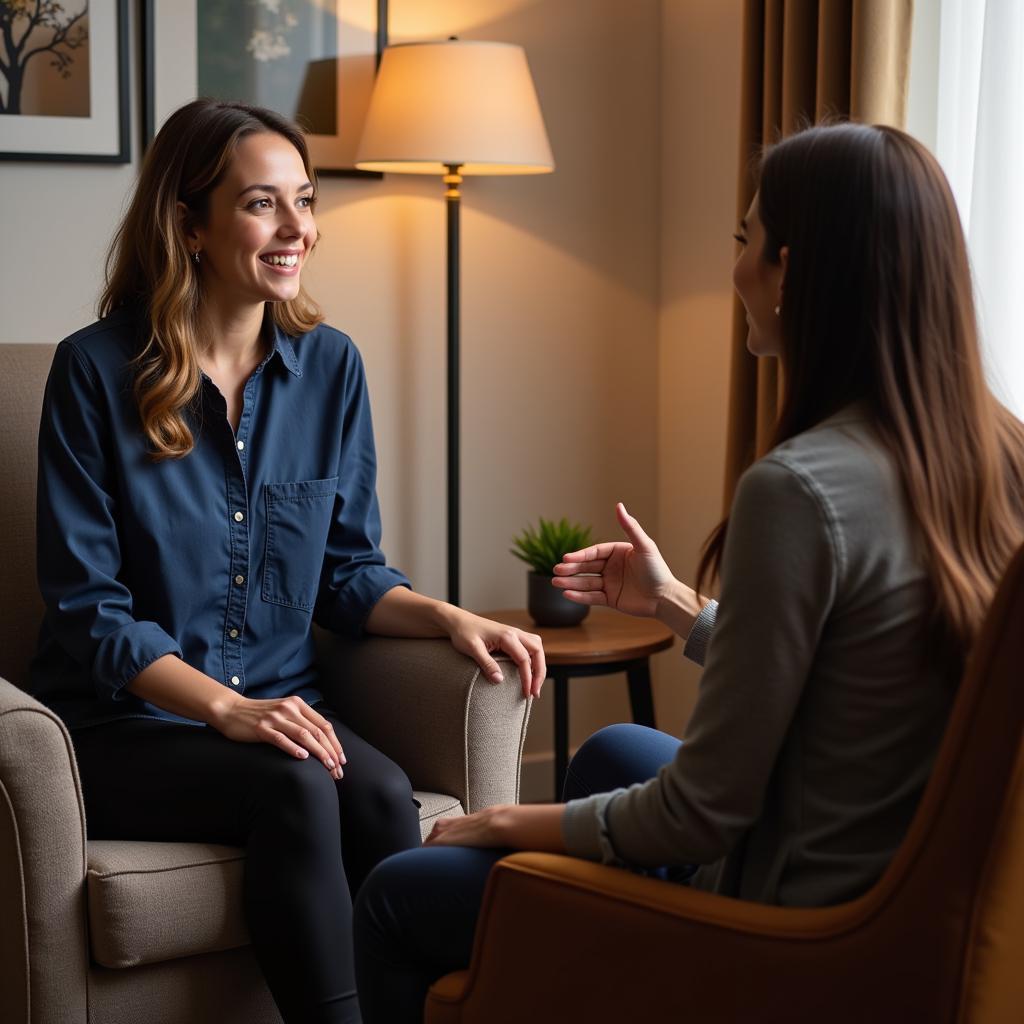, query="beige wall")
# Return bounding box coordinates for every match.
[654,0,743,738]
[0,0,743,801]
